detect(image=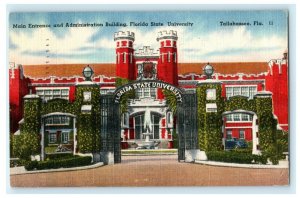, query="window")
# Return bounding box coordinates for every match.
[233,87,240,96]
[49,133,57,143]
[226,87,233,98]
[134,113,160,140]
[249,87,257,99]
[226,113,253,122]
[167,52,170,62]
[45,116,70,126]
[61,132,69,143]
[233,114,240,121]
[134,115,144,140]
[241,114,249,121]
[239,130,245,139]
[226,130,232,139]
[225,86,257,99]
[36,87,69,101]
[226,114,232,121]
[174,52,177,62]
[241,87,248,97]
[123,112,129,127]
[123,53,126,63]
[136,88,156,99]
